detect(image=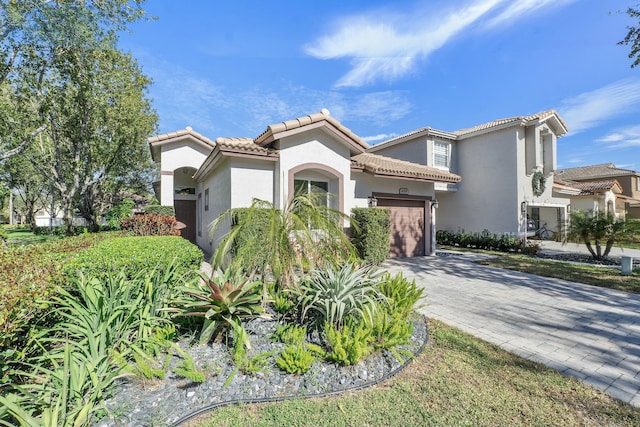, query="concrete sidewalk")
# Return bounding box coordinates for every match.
[384,253,640,407]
